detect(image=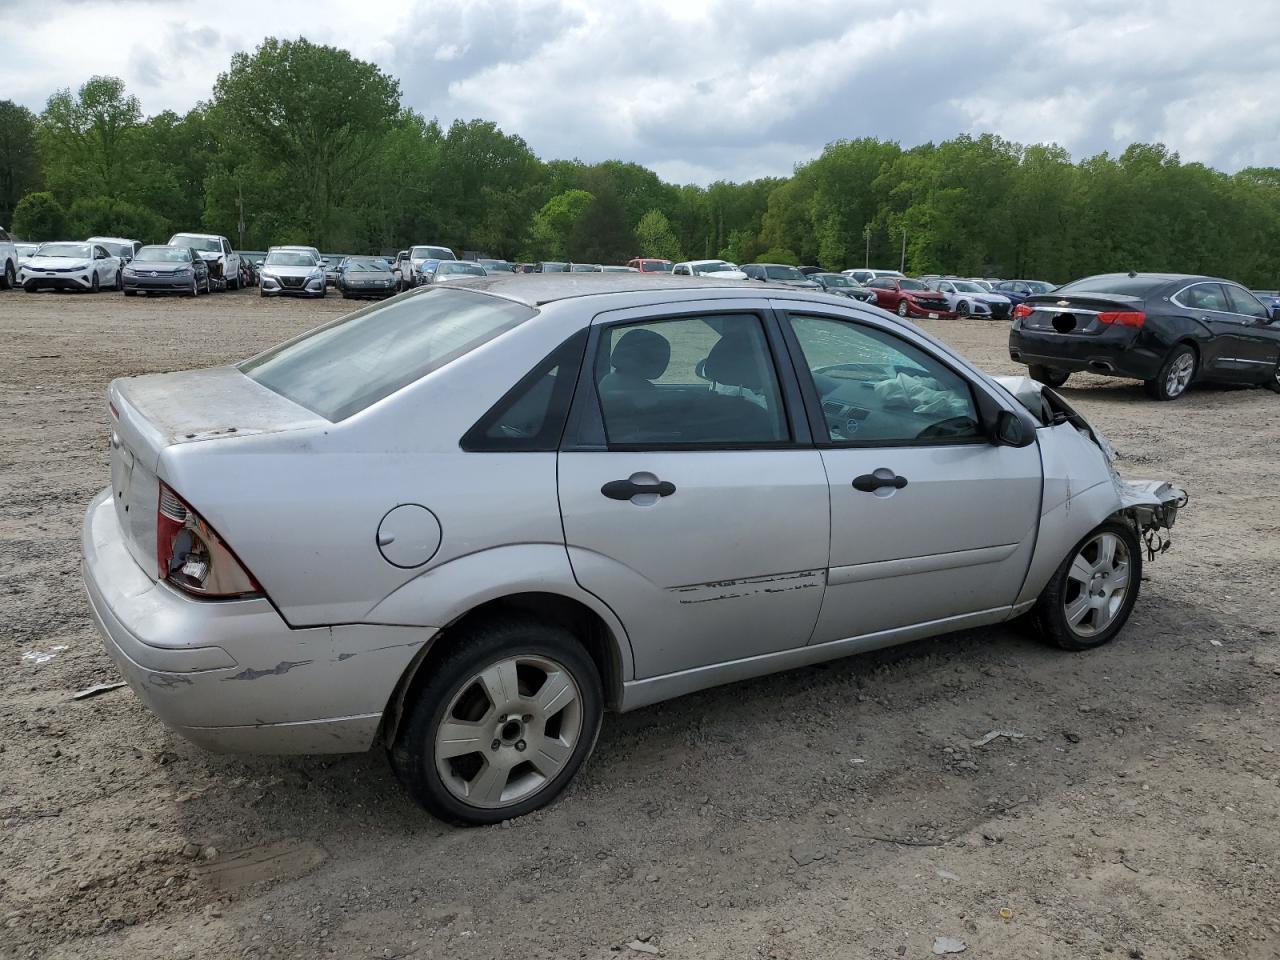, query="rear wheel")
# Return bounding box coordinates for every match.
[1265,358,1280,394]
[389,619,603,825]
[1028,364,1070,388]
[1144,344,1196,401]
[1,261,14,289]
[1035,520,1142,651]
[896,301,910,317]
[90,273,99,294]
